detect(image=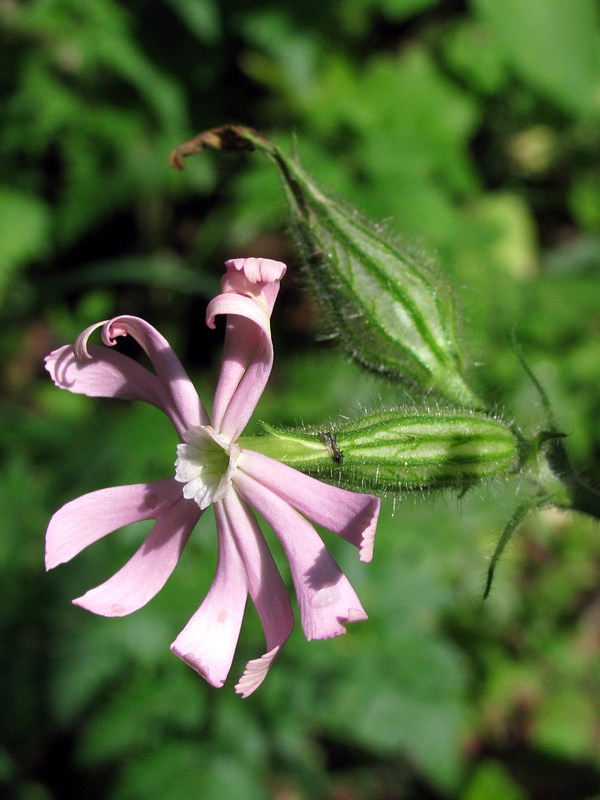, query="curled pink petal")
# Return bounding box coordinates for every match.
[46,479,182,569]
[234,472,367,641]
[207,258,284,437]
[206,292,271,334]
[239,451,380,561]
[74,321,108,360]
[101,316,206,433]
[74,494,201,616]
[225,257,287,286]
[170,501,248,687]
[45,345,170,415]
[222,257,286,314]
[210,313,273,441]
